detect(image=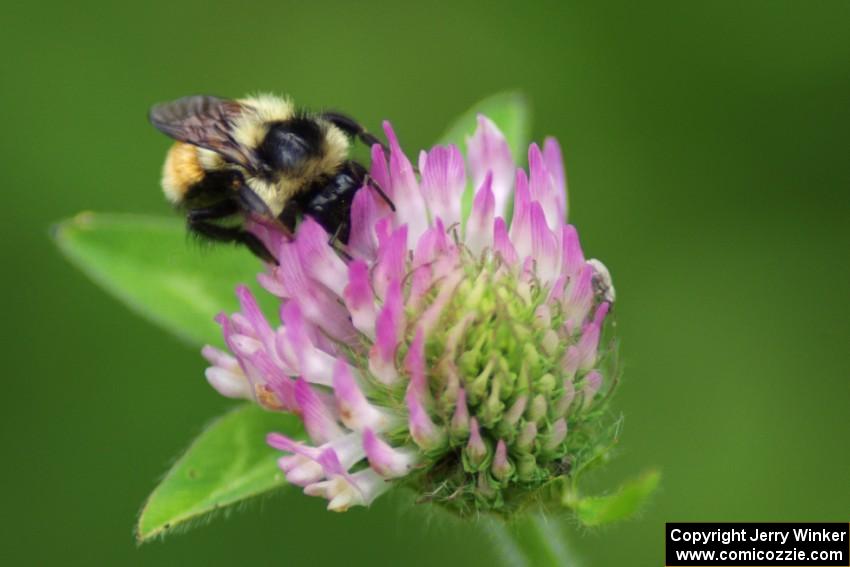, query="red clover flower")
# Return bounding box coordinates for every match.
[203,117,616,515]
